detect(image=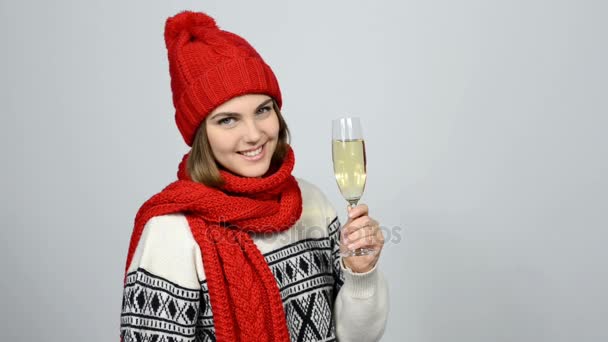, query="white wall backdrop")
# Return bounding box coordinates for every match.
[2,0,607,341]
